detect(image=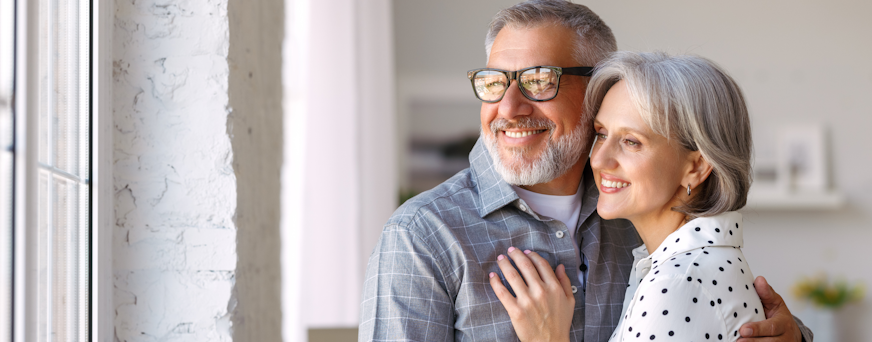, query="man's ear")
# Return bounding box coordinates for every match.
[683,150,713,191]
